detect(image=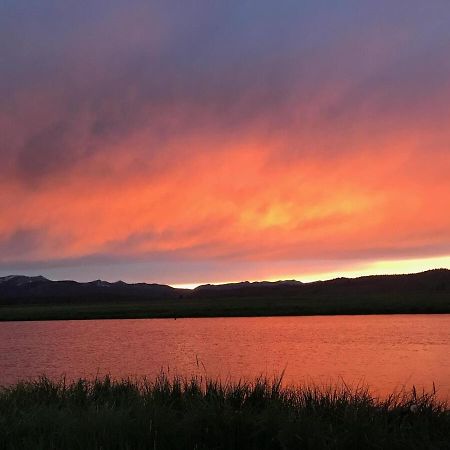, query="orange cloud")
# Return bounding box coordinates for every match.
[1,123,449,275]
